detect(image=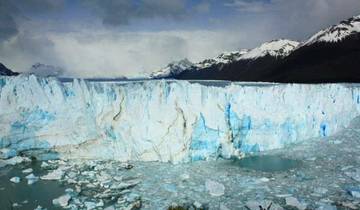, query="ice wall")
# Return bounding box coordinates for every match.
[1,75,360,163]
